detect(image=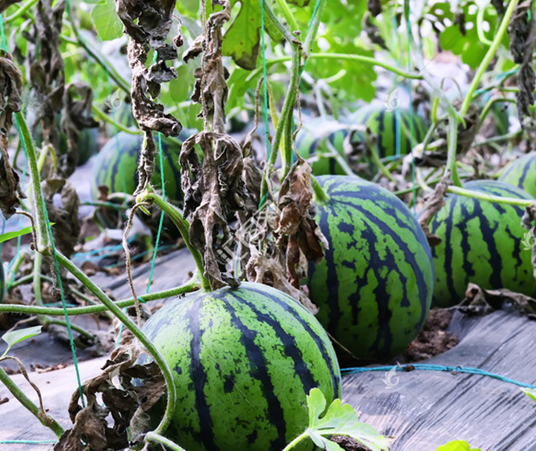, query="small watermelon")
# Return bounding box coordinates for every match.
[77,127,99,165]
[295,119,350,176]
[499,152,536,198]
[91,130,189,201]
[351,105,429,159]
[429,180,536,307]
[140,282,341,451]
[308,176,434,360]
